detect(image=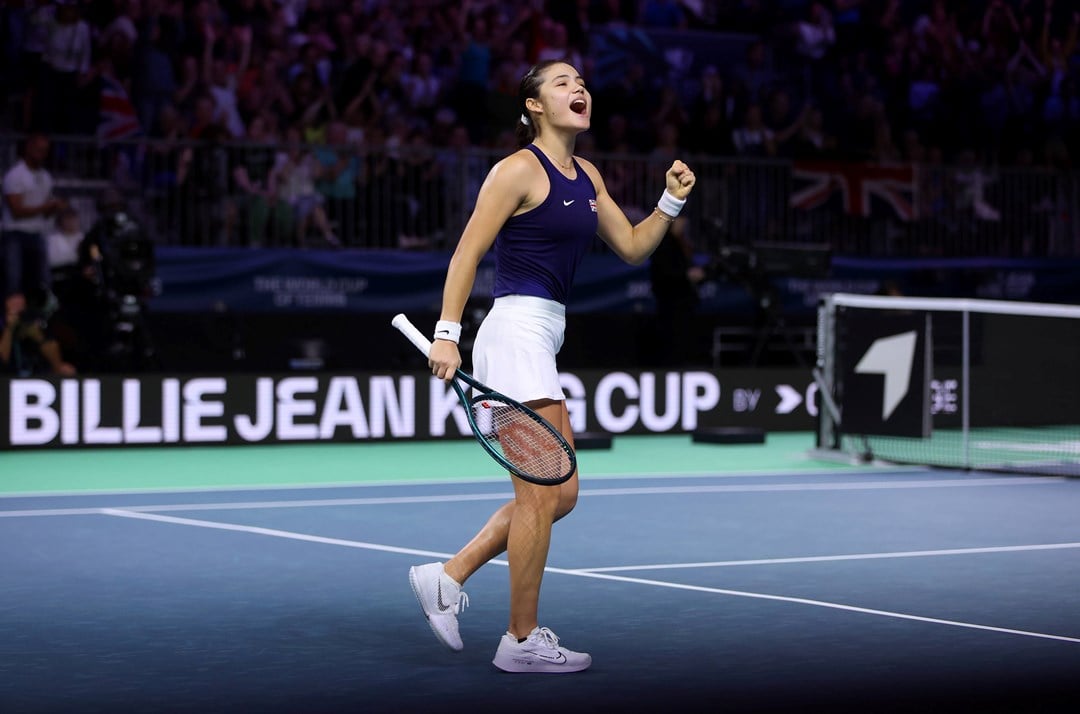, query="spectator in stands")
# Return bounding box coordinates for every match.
[487,57,524,137]
[45,205,83,289]
[238,48,295,127]
[133,12,178,138]
[177,122,231,244]
[172,53,202,118]
[1039,2,1080,139]
[2,132,64,302]
[314,119,360,246]
[434,123,485,226]
[649,213,704,366]
[764,88,809,158]
[450,0,529,143]
[285,71,328,142]
[230,113,279,247]
[731,103,779,240]
[650,85,690,137]
[731,39,776,111]
[203,24,252,139]
[34,0,94,134]
[0,0,1076,268]
[791,2,836,61]
[335,31,377,122]
[43,204,108,371]
[402,51,446,124]
[269,125,340,248]
[649,121,684,170]
[398,128,444,249]
[97,0,140,81]
[535,19,584,71]
[503,38,532,83]
[790,104,836,159]
[595,59,653,148]
[10,0,51,130]
[732,103,776,157]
